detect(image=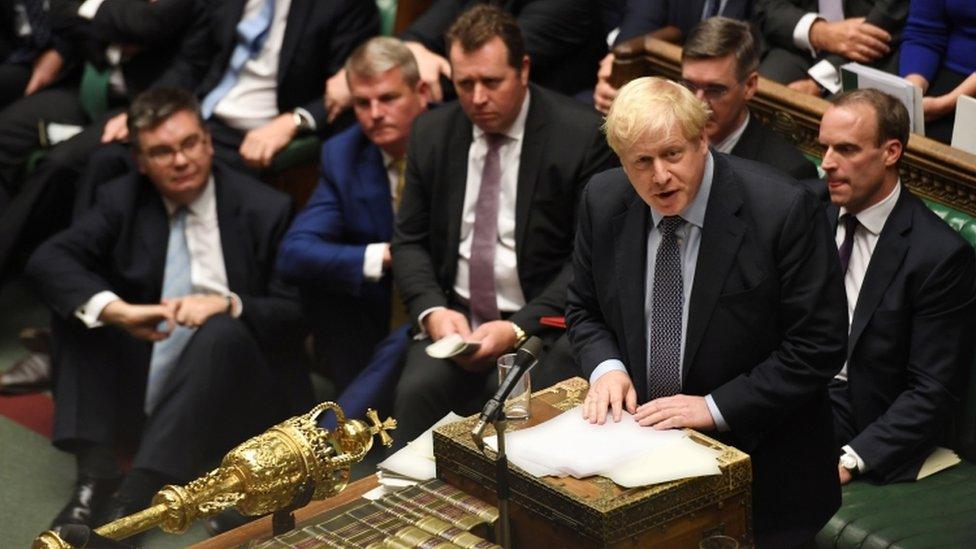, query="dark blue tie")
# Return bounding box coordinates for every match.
[648,216,685,401]
[838,214,859,273]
